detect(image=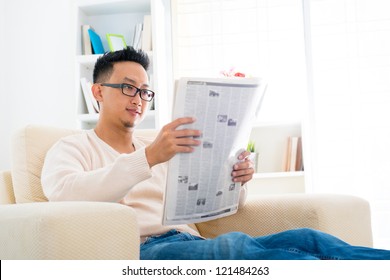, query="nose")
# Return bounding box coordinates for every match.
[131,91,142,105]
